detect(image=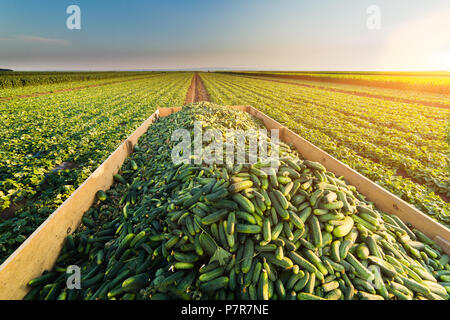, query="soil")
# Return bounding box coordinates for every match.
[395,168,449,203]
[185,73,210,104]
[230,73,450,110]
[0,200,26,219]
[51,162,80,172]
